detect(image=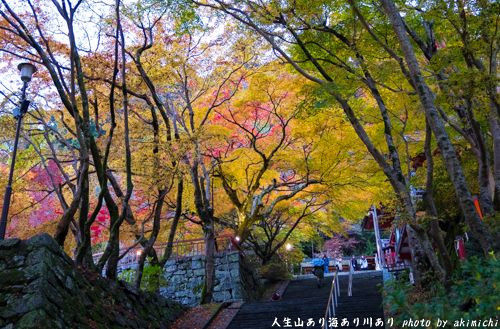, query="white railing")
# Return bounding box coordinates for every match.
[323,270,340,329]
[348,264,354,296]
[375,254,381,271]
